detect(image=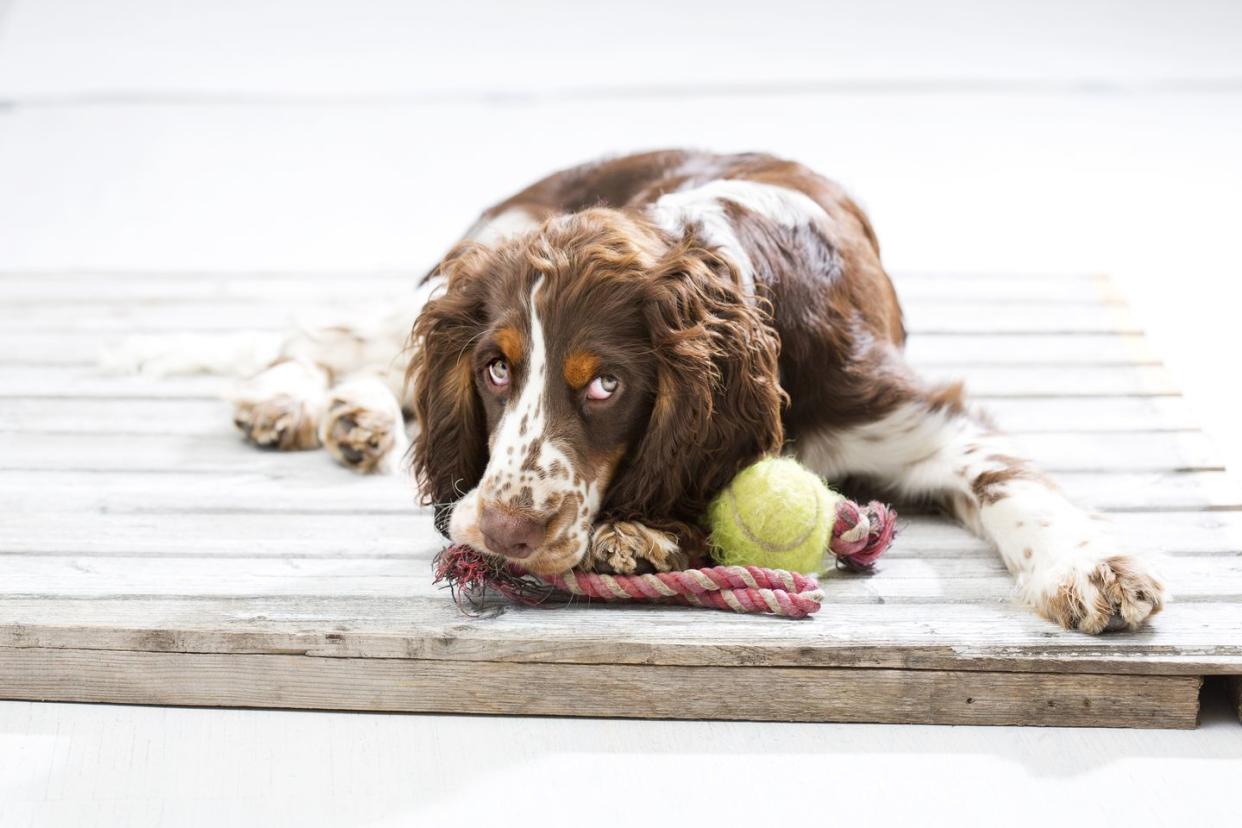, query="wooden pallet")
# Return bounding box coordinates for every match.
[1,271,1239,728]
